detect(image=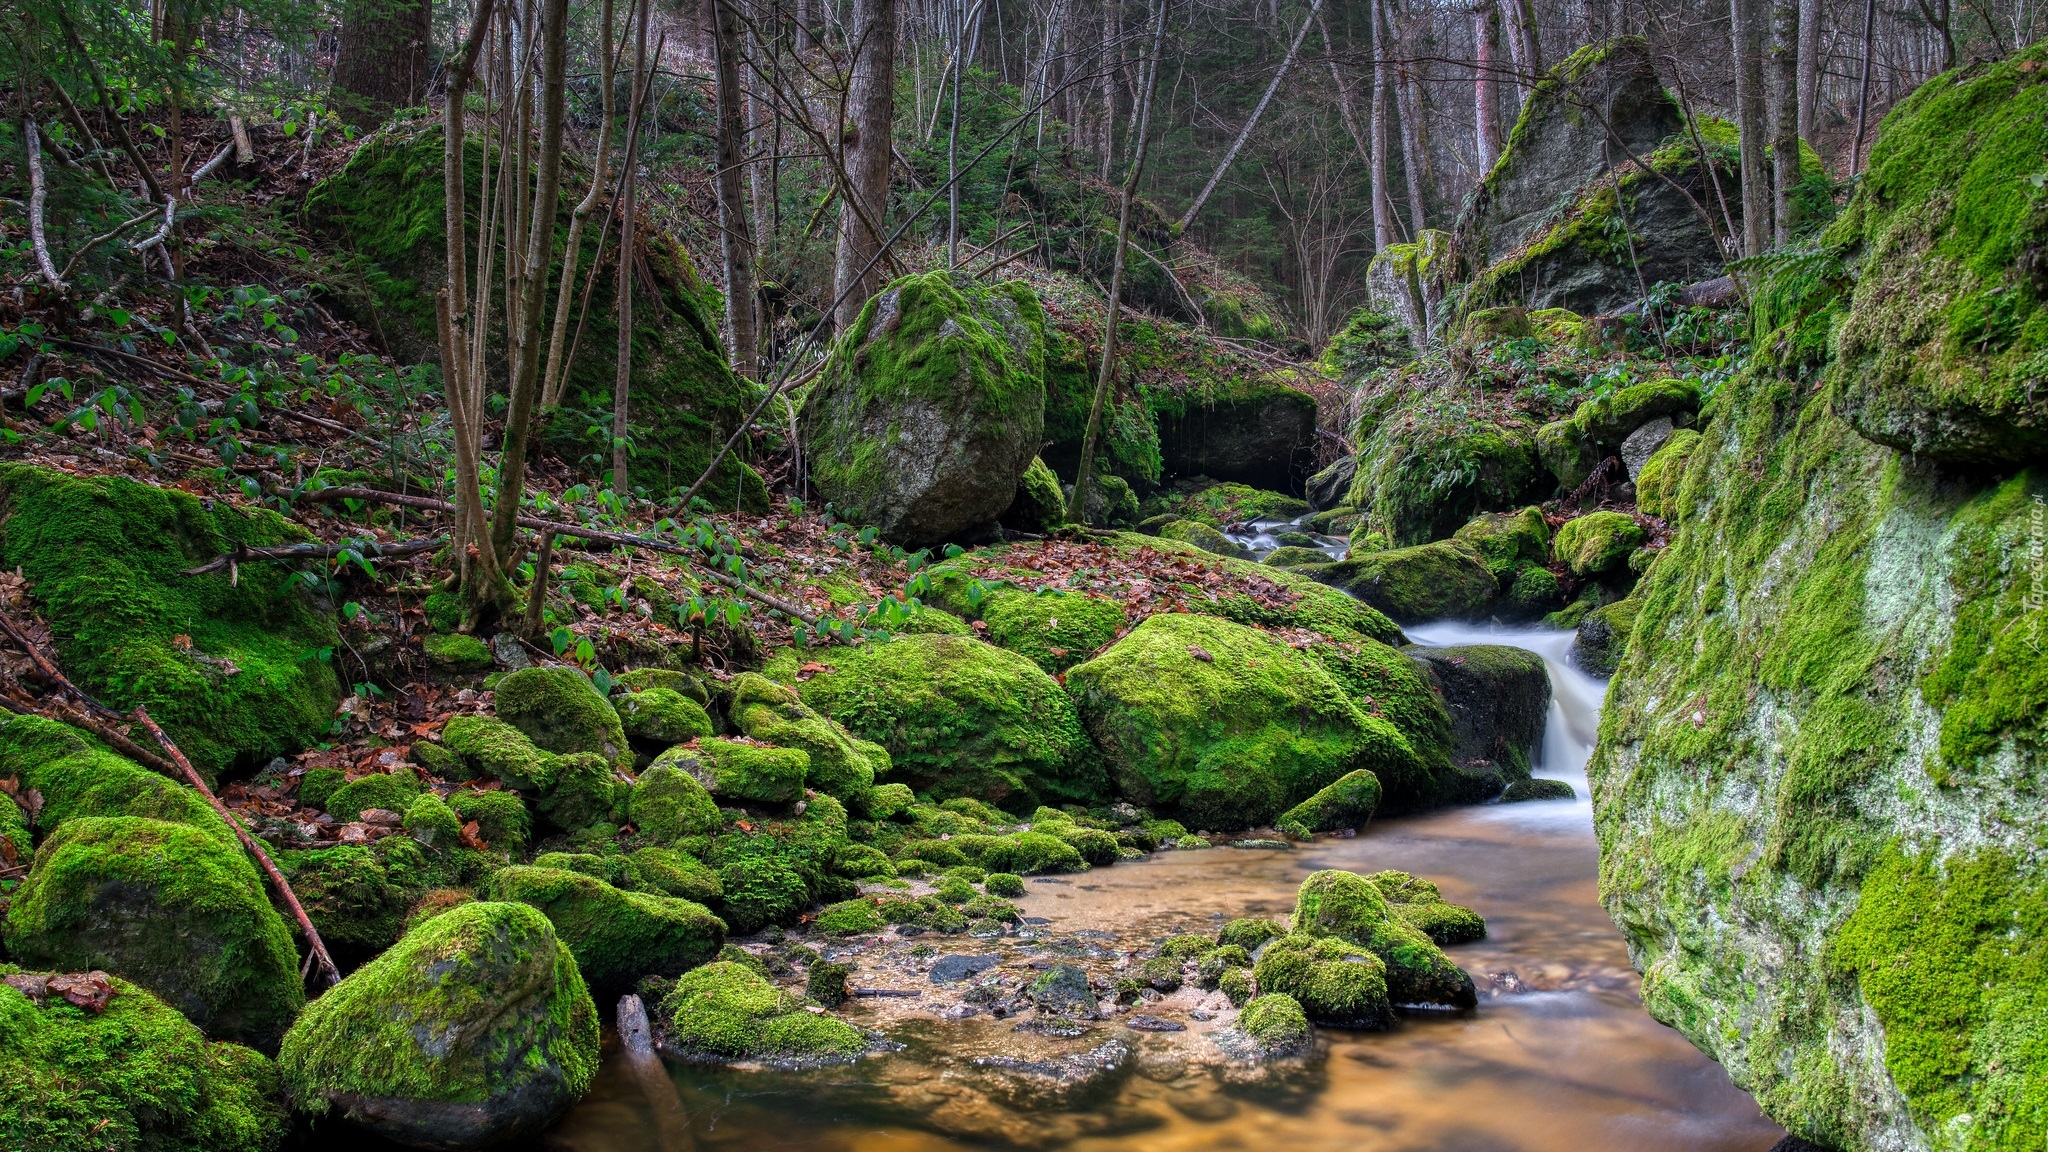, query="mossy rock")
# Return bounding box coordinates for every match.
[1573,379,1701,446]
[0,715,223,842]
[979,587,1126,673]
[629,763,723,842]
[815,898,886,935]
[613,667,710,705]
[1275,769,1382,839]
[302,124,759,502]
[1552,511,1647,576]
[630,846,723,904]
[494,666,630,773]
[1459,306,1533,346]
[1218,918,1286,952]
[534,752,620,833]
[1634,427,1701,518]
[484,866,724,992]
[1066,473,1140,528]
[801,272,1048,544]
[324,771,423,822]
[1307,540,1498,624]
[1452,506,1551,584]
[1503,565,1566,617]
[864,781,916,819]
[530,851,641,890]
[0,465,342,784]
[1500,777,1576,802]
[1157,519,1251,560]
[729,672,887,805]
[1231,993,1315,1059]
[832,843,896,879]
[650,739,809,806]
[657,960,863,1063]
[4,816,303,1051]
[0,966,286,1151]
[951,830,1086,874]
[279,900,598,1146]
[1263,545,1334,568]
[1001,456,1067,534]
[440,714,558,791]
[1342,396,1548,547]
[273,842,421,958]
[1169,482,1313,526]
[1574,597,1642,677]
[1250,935,1393,1028]
[423,632,493,673]
[1368,869,1488,945]
[448,789,531,852]
[713,855,812,935]
[795,633,1099,811]
[1065,614,1424,830]
[1404,644,1550,782]
[612,687,715,749]
[1291,869,1475,1009]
